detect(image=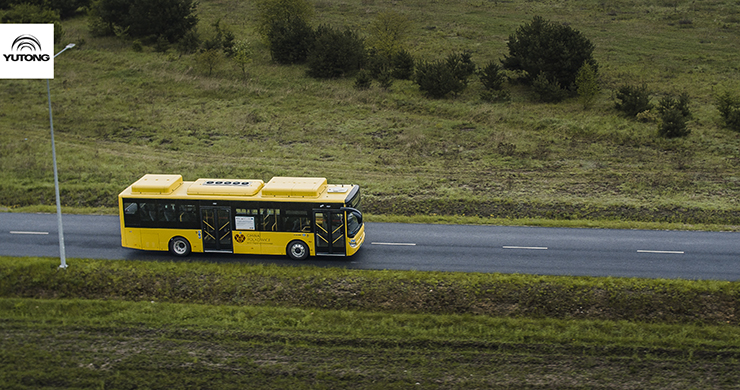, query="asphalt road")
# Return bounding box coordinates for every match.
[2,212,739,281]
